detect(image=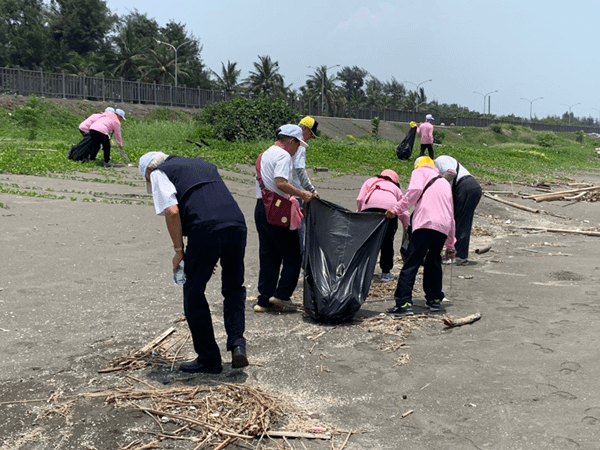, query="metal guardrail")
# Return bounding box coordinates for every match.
[1,67,599,134]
